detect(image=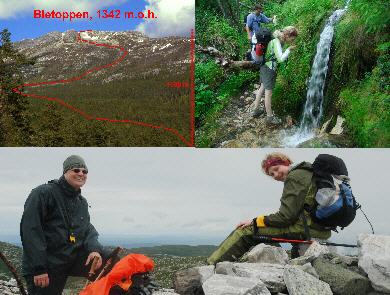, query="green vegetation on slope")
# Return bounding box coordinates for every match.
[126,244,217,257]
[1,29,192,147]
[324,0,390,147]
